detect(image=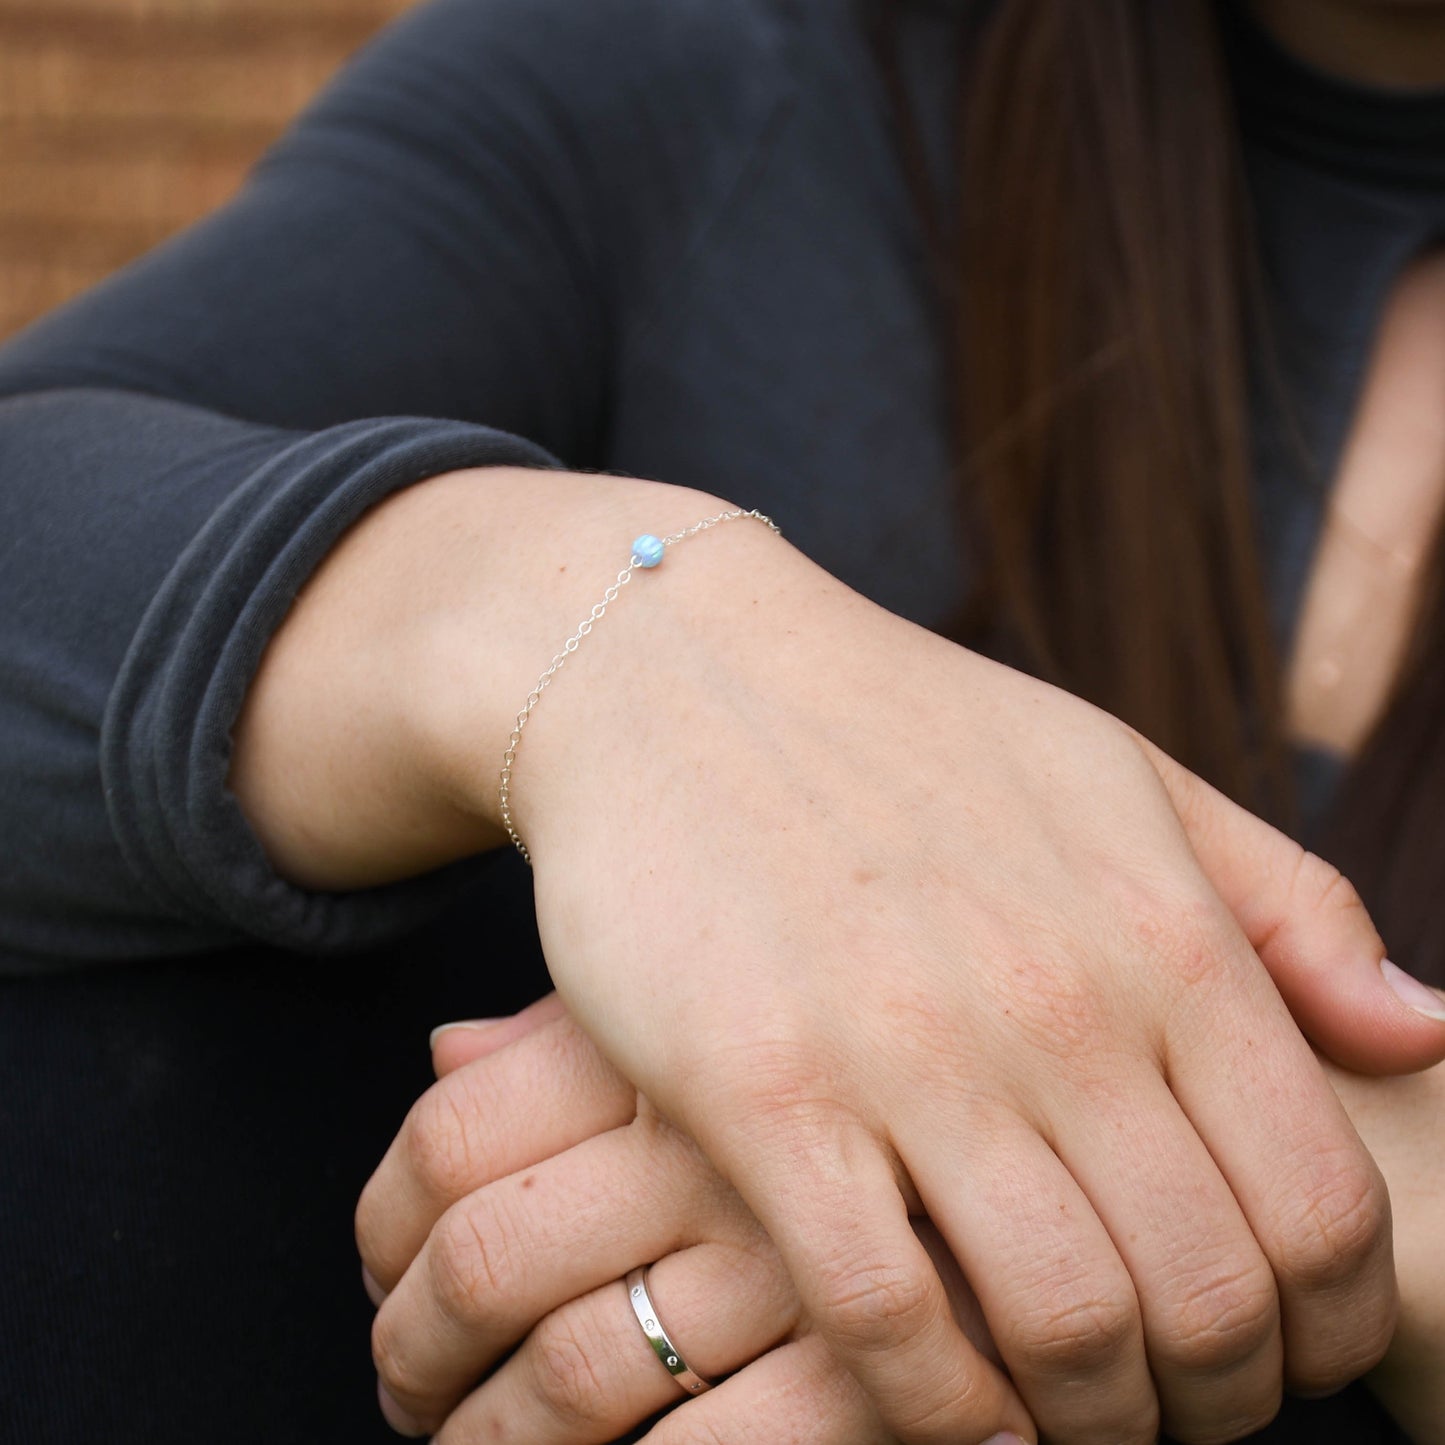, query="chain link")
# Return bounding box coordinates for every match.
[498,507,780,862]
